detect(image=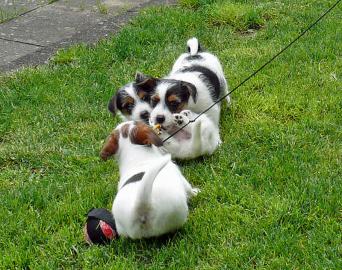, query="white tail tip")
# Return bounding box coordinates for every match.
[187,37,200,56]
